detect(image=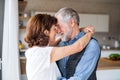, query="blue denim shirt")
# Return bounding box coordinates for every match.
[57,31,100,80]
